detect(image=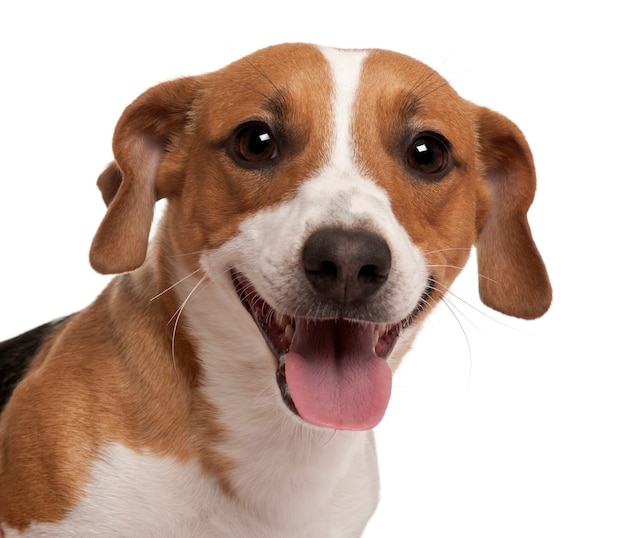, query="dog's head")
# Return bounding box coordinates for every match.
[90,44,551,430]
